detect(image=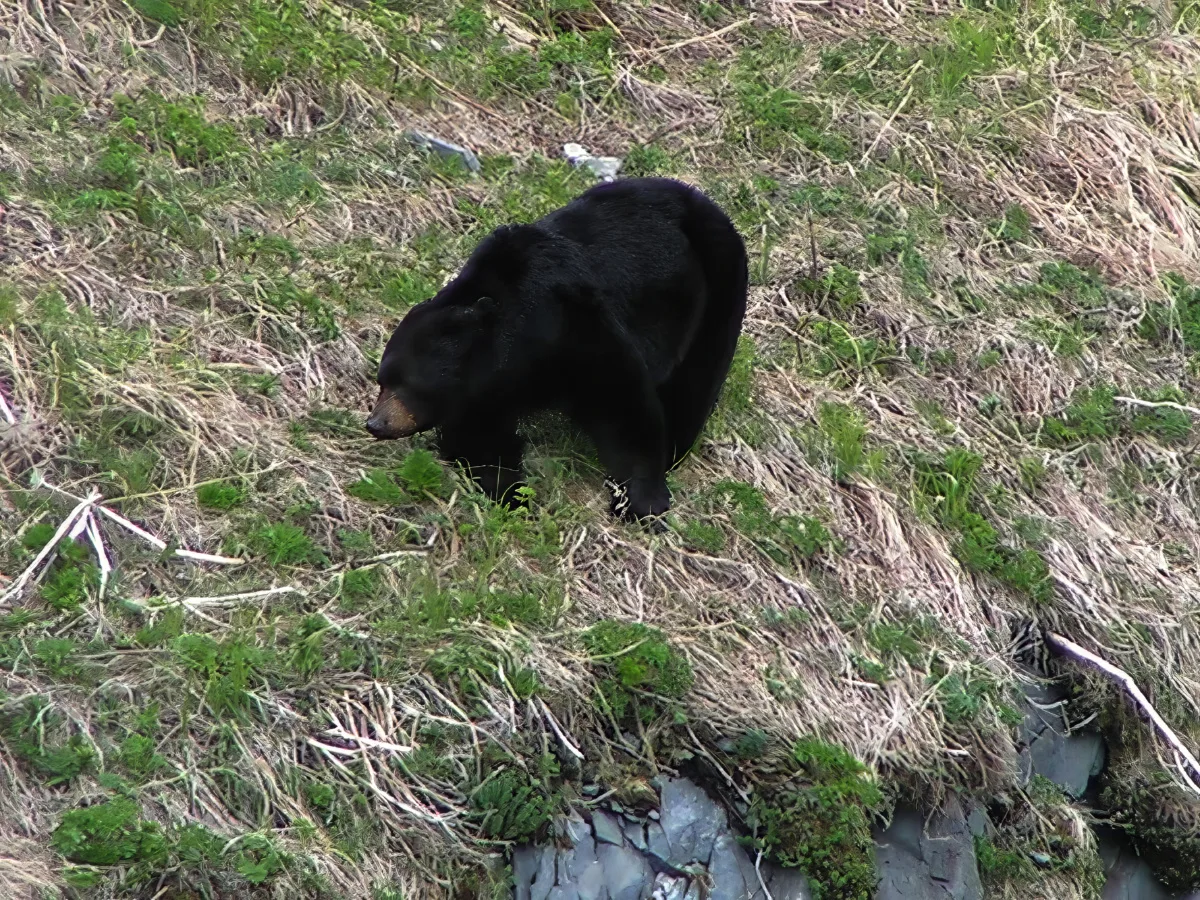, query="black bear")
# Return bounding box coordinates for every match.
[365,176,748,522]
